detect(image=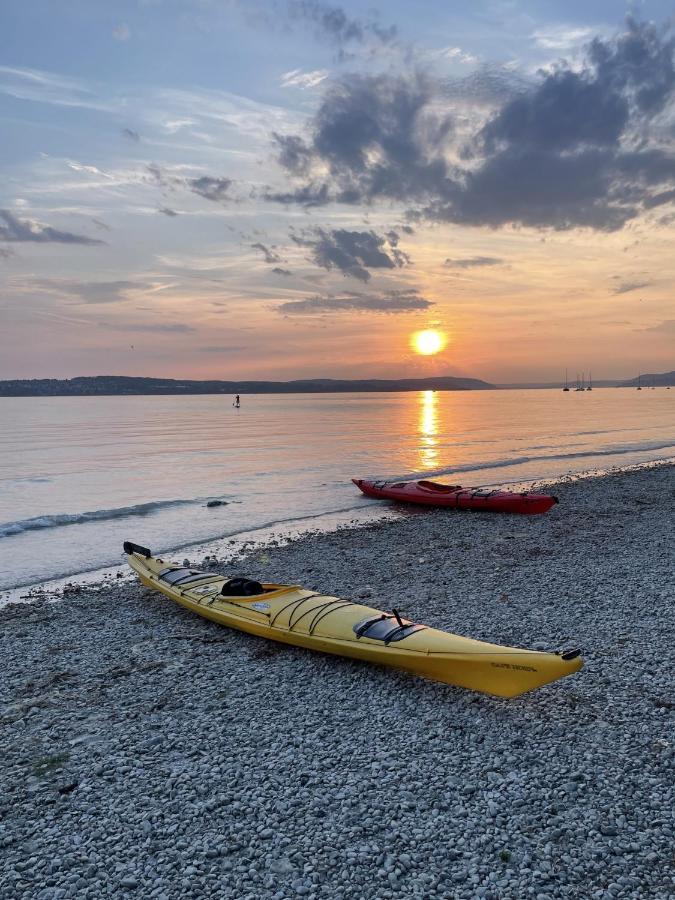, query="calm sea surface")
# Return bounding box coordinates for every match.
[1,388,673,591]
